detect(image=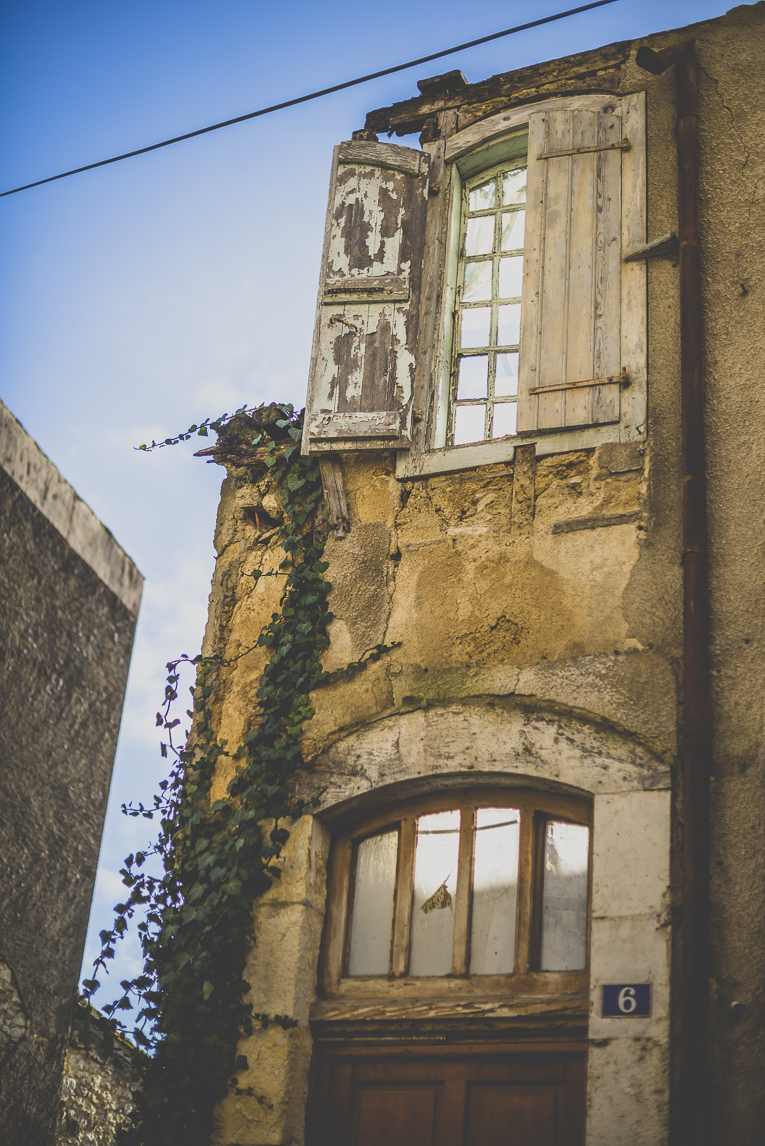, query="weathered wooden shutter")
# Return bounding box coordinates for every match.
[517,103,633,433]
[303,141,430,454]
